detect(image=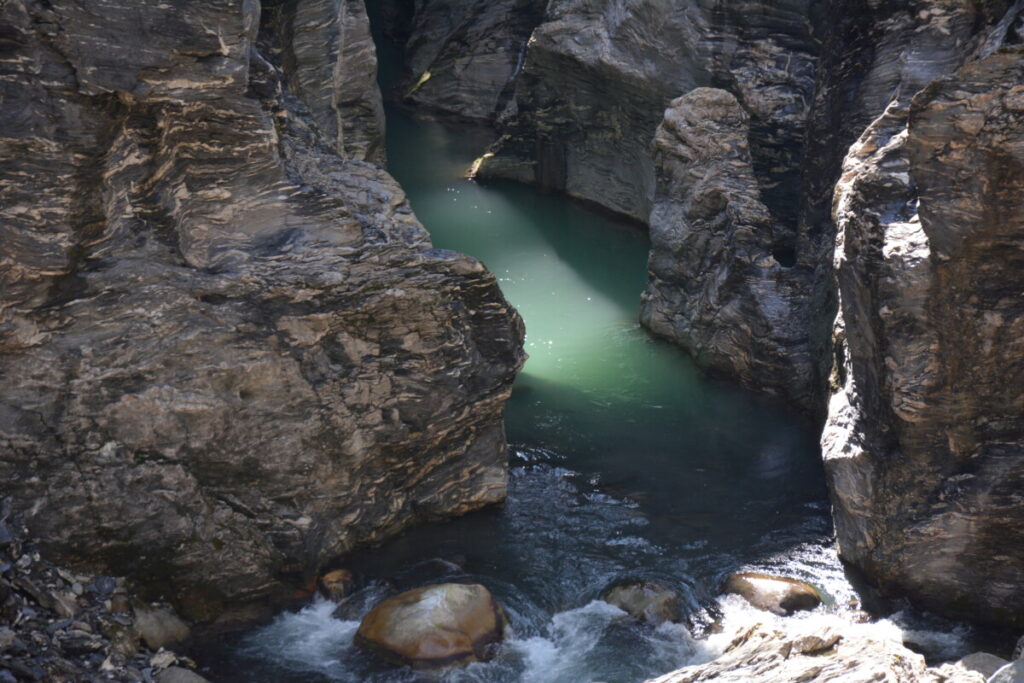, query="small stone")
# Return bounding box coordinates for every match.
[90,576,117,596]
[71,582,84,596]
[0,628,14,652]
[599,580,685,625]
[134,605,190,650]
[956,652,1008,678]
[155,666,211,683]
[110,593,131,613]
[723,572,821,616]
[318,569,355,602]
[150,649,178,669]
